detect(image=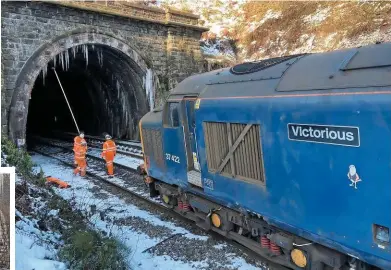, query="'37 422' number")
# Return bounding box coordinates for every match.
[165,153,180,163]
